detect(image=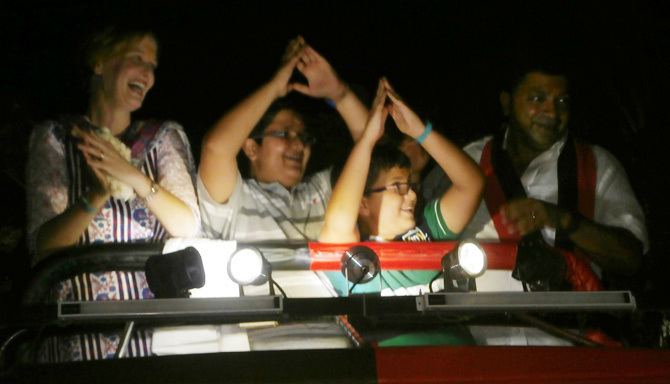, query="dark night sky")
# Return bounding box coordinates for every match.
[2,1,670,296]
